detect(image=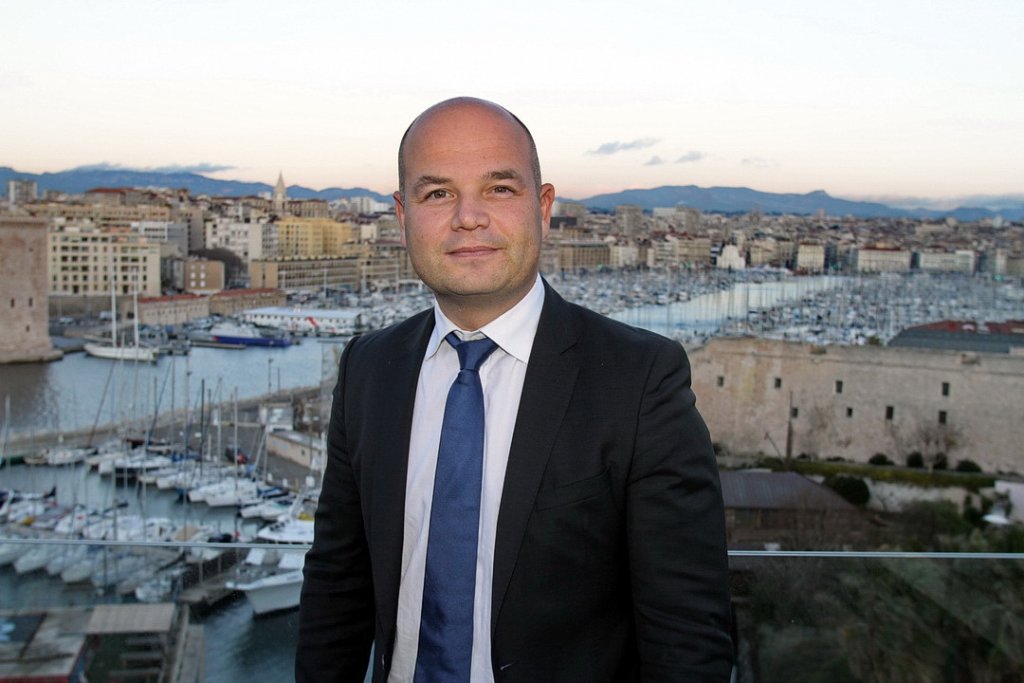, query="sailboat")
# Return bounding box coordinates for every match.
[84,267,157,362]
